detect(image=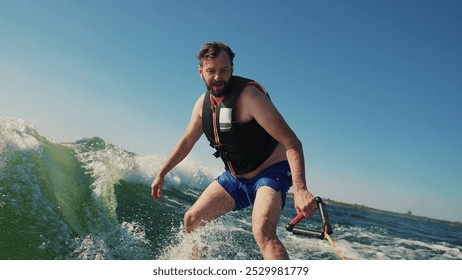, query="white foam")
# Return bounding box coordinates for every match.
[394,238,462,259]
[73,142,219,201]
[73,220,152,260]
[73,142,141,212]
[0,116,41,153]
[299,223,462,260]
[159,219,258,260]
